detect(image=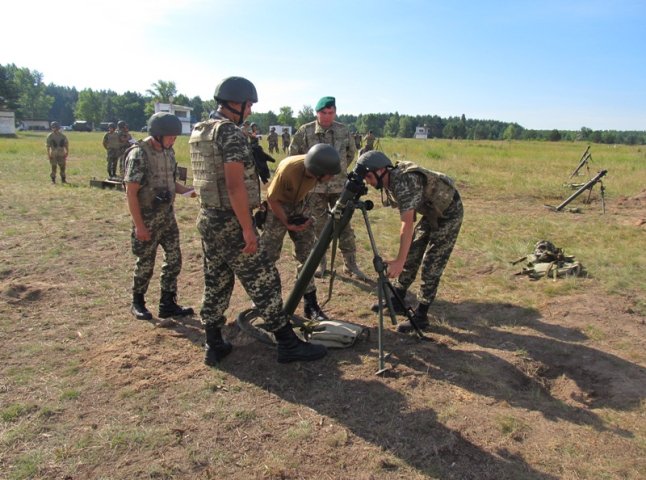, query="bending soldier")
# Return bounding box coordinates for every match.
[261,144,341,321]
[189,76,327,365]
[358,151,463,332]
